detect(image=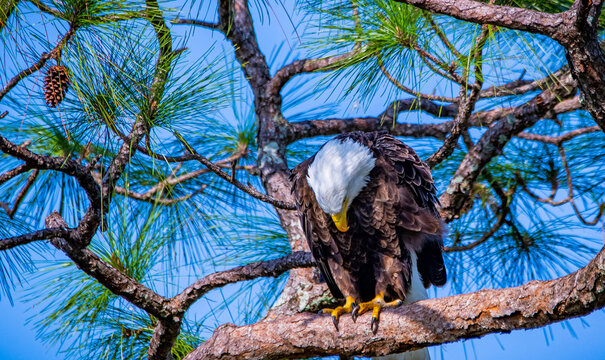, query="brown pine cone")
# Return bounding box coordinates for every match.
[43,65,70,107]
